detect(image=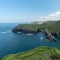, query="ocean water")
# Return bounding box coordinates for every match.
[0,23,60,59]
